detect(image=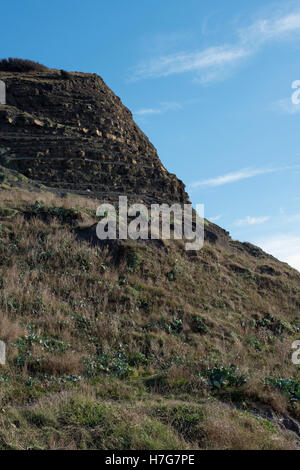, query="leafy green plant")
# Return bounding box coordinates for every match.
[204,365,247,390]
[246,336,264,351]
[160,315,183,334]
[128,351,148,366]
[191,315,209,334]
[265,377,300,402]
[85,350,133,378]
[30,201,80,224]
[127,251,141,272]
[166,268,179,281]
[14,326,70,367]
[257,315,295,335]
